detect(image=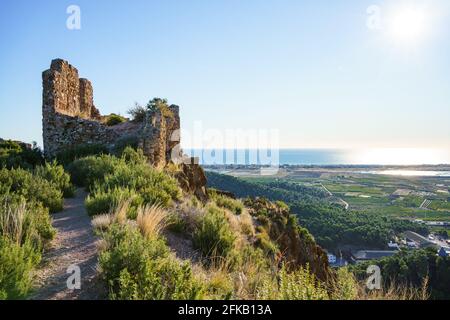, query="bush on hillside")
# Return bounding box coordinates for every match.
[69,150,180,209]
[0,140,43,169]
[0,194,55,247]
[0,168,63,213]
[98,159,181,208]
[127,103,147,123]
[209,190,244,215]
[193,205,236,259]
[68,155,121,189]
[85,187,144,219]
[55,143,109,165]
[0,195,55,299]
[120,147,146,165]
[0,237,40,300]
[105,114,127,126]
[258,265,329,300]
[99,223,204,300]
[34,161,75,197]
